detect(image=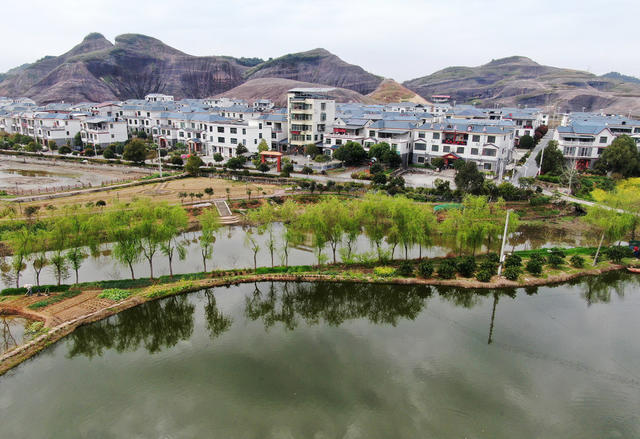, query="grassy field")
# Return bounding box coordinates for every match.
[17,177,280,211]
